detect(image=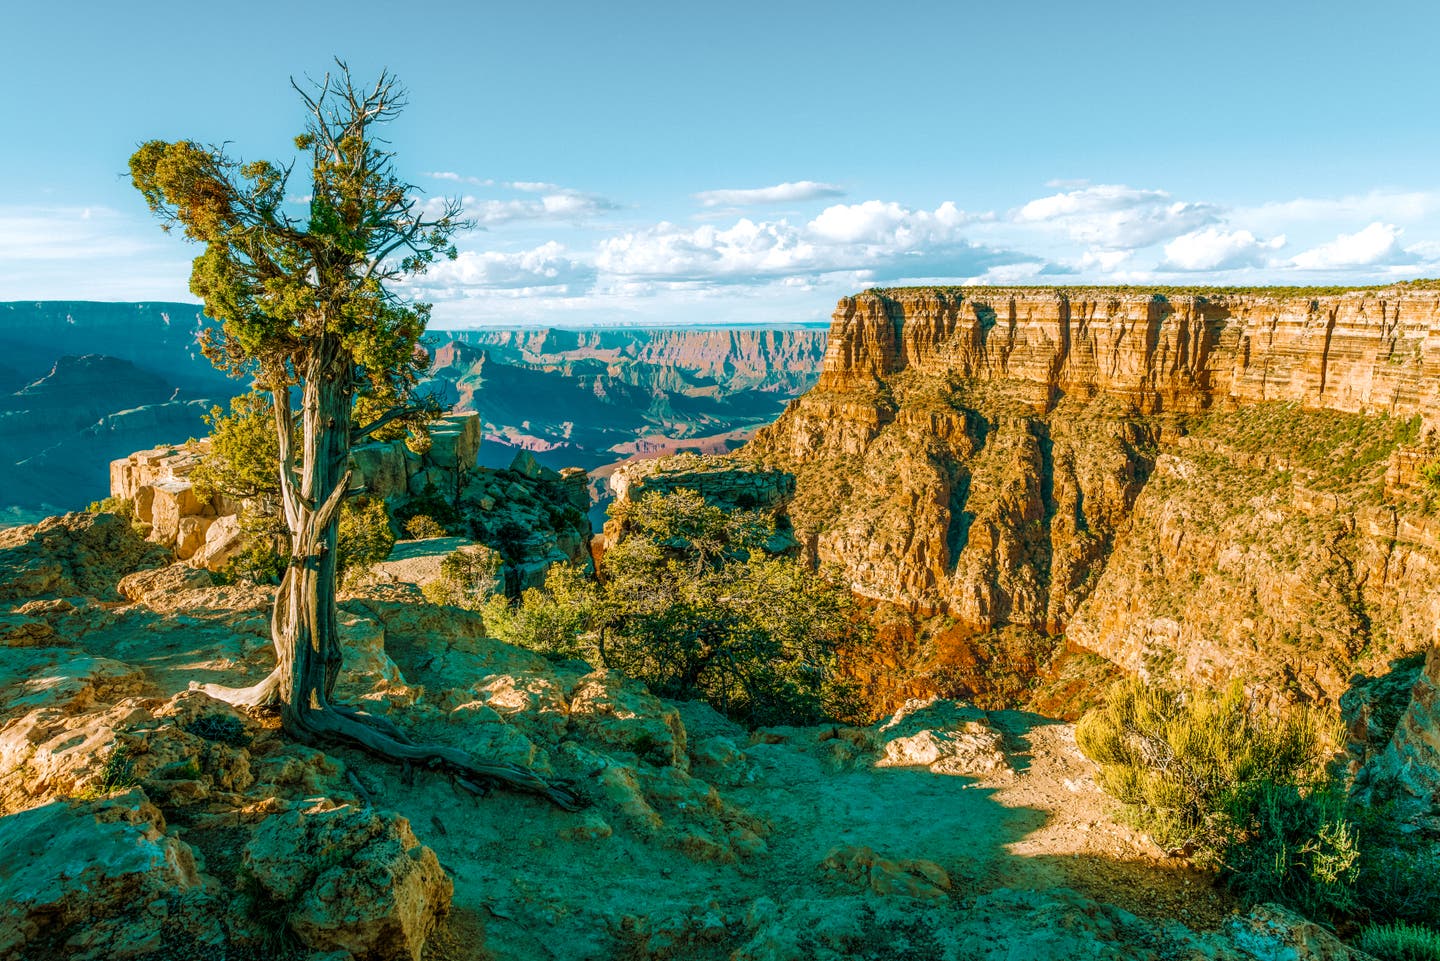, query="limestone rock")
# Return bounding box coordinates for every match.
[243,800,452,961]
[568,668,687,767]
[511,449,561,482]
[424,412,480,472]
[148,479,210,544]
[0,512,166,601]
[0,789,200,961]
[1222,902,1373,960]
[874,698,1010,777]
[190,512,243,571]
[818,844,951,899]
[350,441,409,500]
[174,515,213,560]
[117,563,214,604]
